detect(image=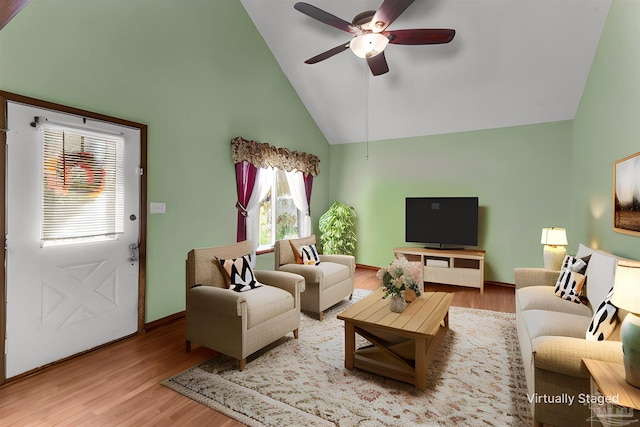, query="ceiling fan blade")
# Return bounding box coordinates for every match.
[386,29,456,45]
[294,2,362,34]
[304,42,350,64]
[367,52,389,76]
[370,0,415,32]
